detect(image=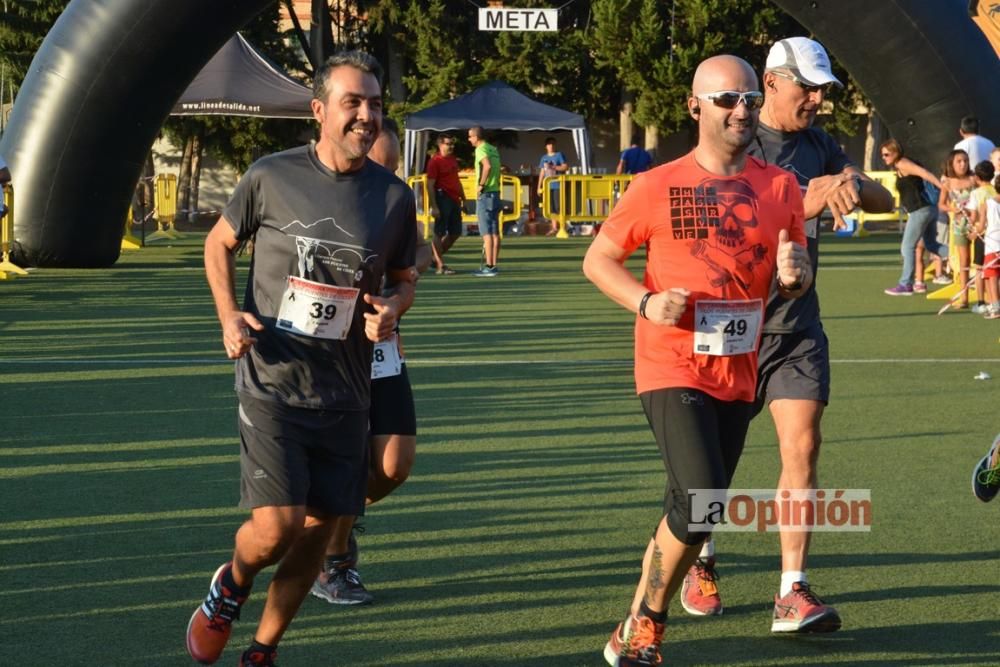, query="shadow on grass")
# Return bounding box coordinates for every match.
[665,619,1000,667]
